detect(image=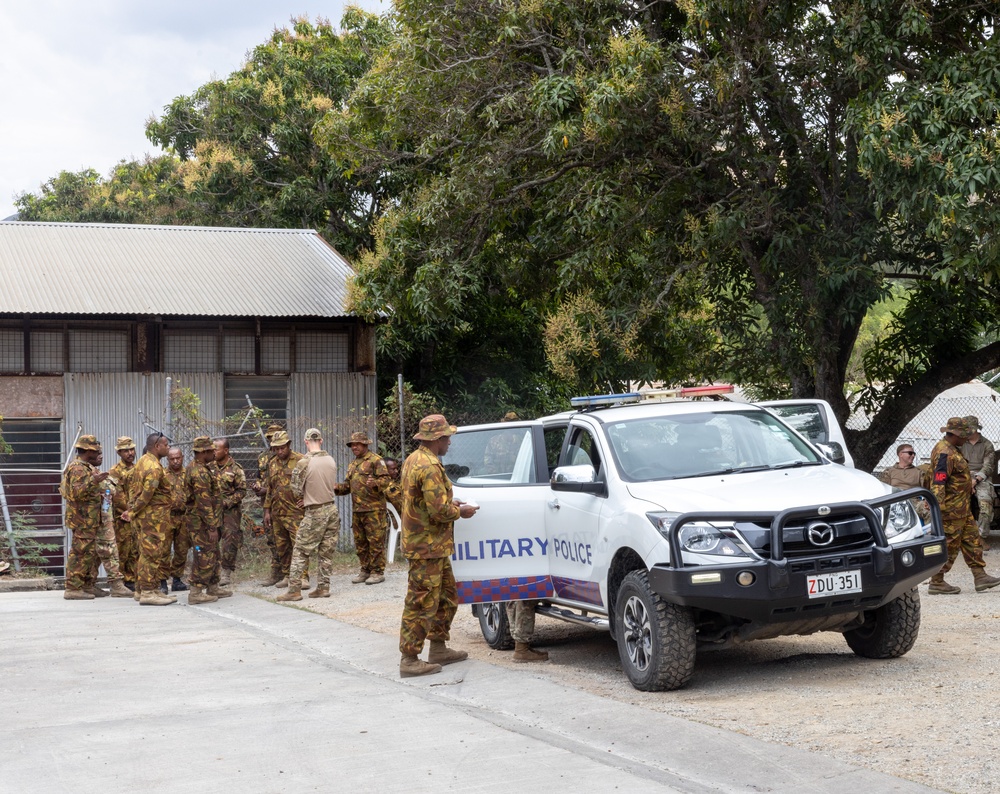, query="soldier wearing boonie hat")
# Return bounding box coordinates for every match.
[115,436,135,451]
[62,435,109,600]
[927,417,1000,595]
[335,429,391,585]
[252,424,287,585]
[262,429,306,589]
[186,435,227,604]
[960,415,997,545]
